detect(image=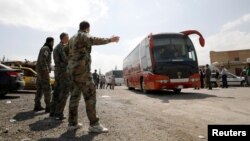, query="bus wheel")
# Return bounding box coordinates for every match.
[0,90,8,97]
[173,89,181,94]
[140,78,149,94]
[127,80,133,90]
